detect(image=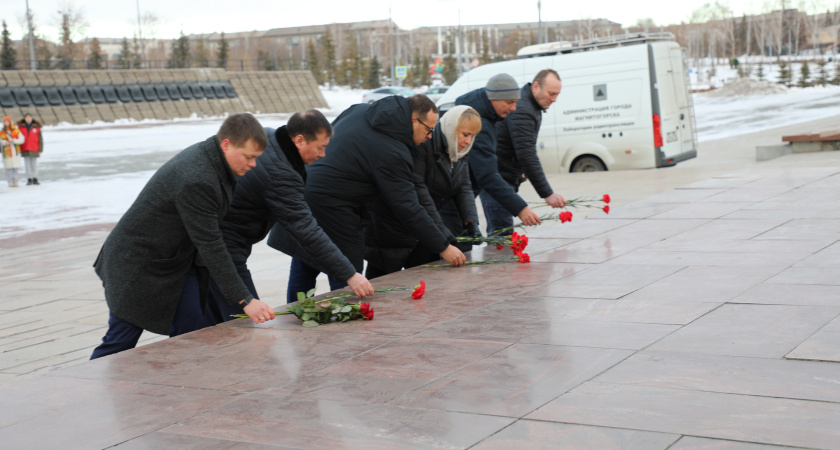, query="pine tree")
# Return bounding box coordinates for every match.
[306,38,322,84]
[216,32,229,69]
[366,55,381,89]
[0,21,16,70]
[798,60,810,88]
[258,50,274,71]
[321,27,337,85]
[777,62,791,87]
[757,64,765,81]
[88,37,103,69]
[117,37,132,69]
[57,12,75,69]
[817,60,829,86]
[131,38,142,69]
[193,39,209,67]
[410,48,424,87]
[169,31,190,68]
